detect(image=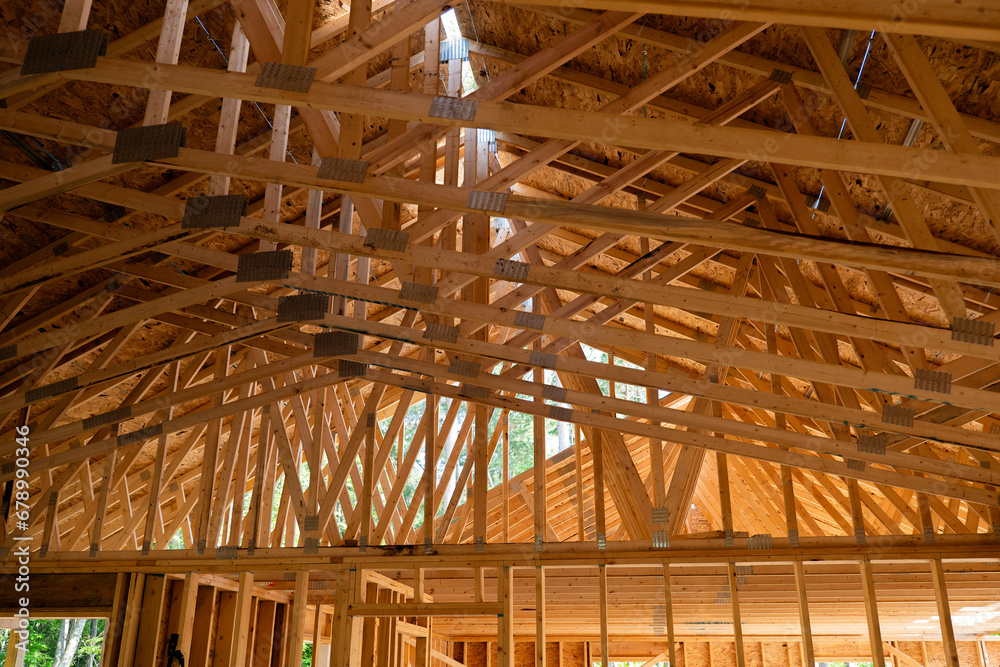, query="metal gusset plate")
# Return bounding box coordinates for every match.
[112,122,187,164]
[21,29,108,75]
[424,322,459,343]
[338,360,368,378]
[277,293,329,322]
[364,228,409,252]
[466,189,508,213]
[317,156,369,183]
[118,423,163,446]
[856,433,886,455]
[914,367,952,394]
[952,316,995,346]
[459,383,489,400]
[541,384,566,401]
[83,406,132,430]
[25,377,79,403]
[514,311,544,330]
[235,249,293,282]
[111,121,187,164]
[399,281,438,304]
[255,62,317,93]
[314,330,359,357]
[494,258,529,281]
[439,39,469,62]
[429,96,478,122]
[448,358,481,378]
[881,404,915,428]
[182,194,248,229]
